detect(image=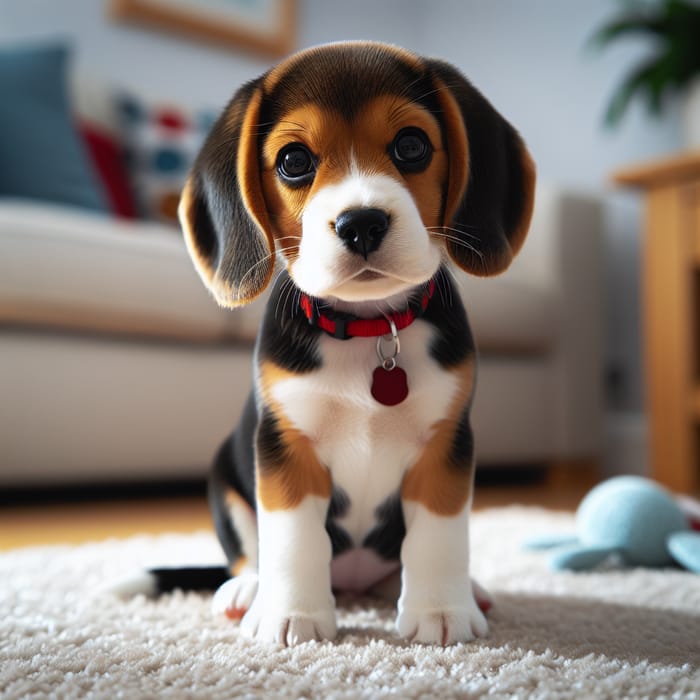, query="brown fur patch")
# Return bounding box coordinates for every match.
[401,358,476,515]
[432,77,470,229]
[235,87,275,273]
[230,557,248,577]
[255,361,332,511]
